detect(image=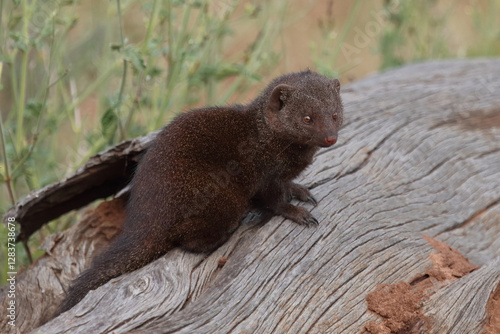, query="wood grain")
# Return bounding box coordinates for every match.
[1,59,499,334]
